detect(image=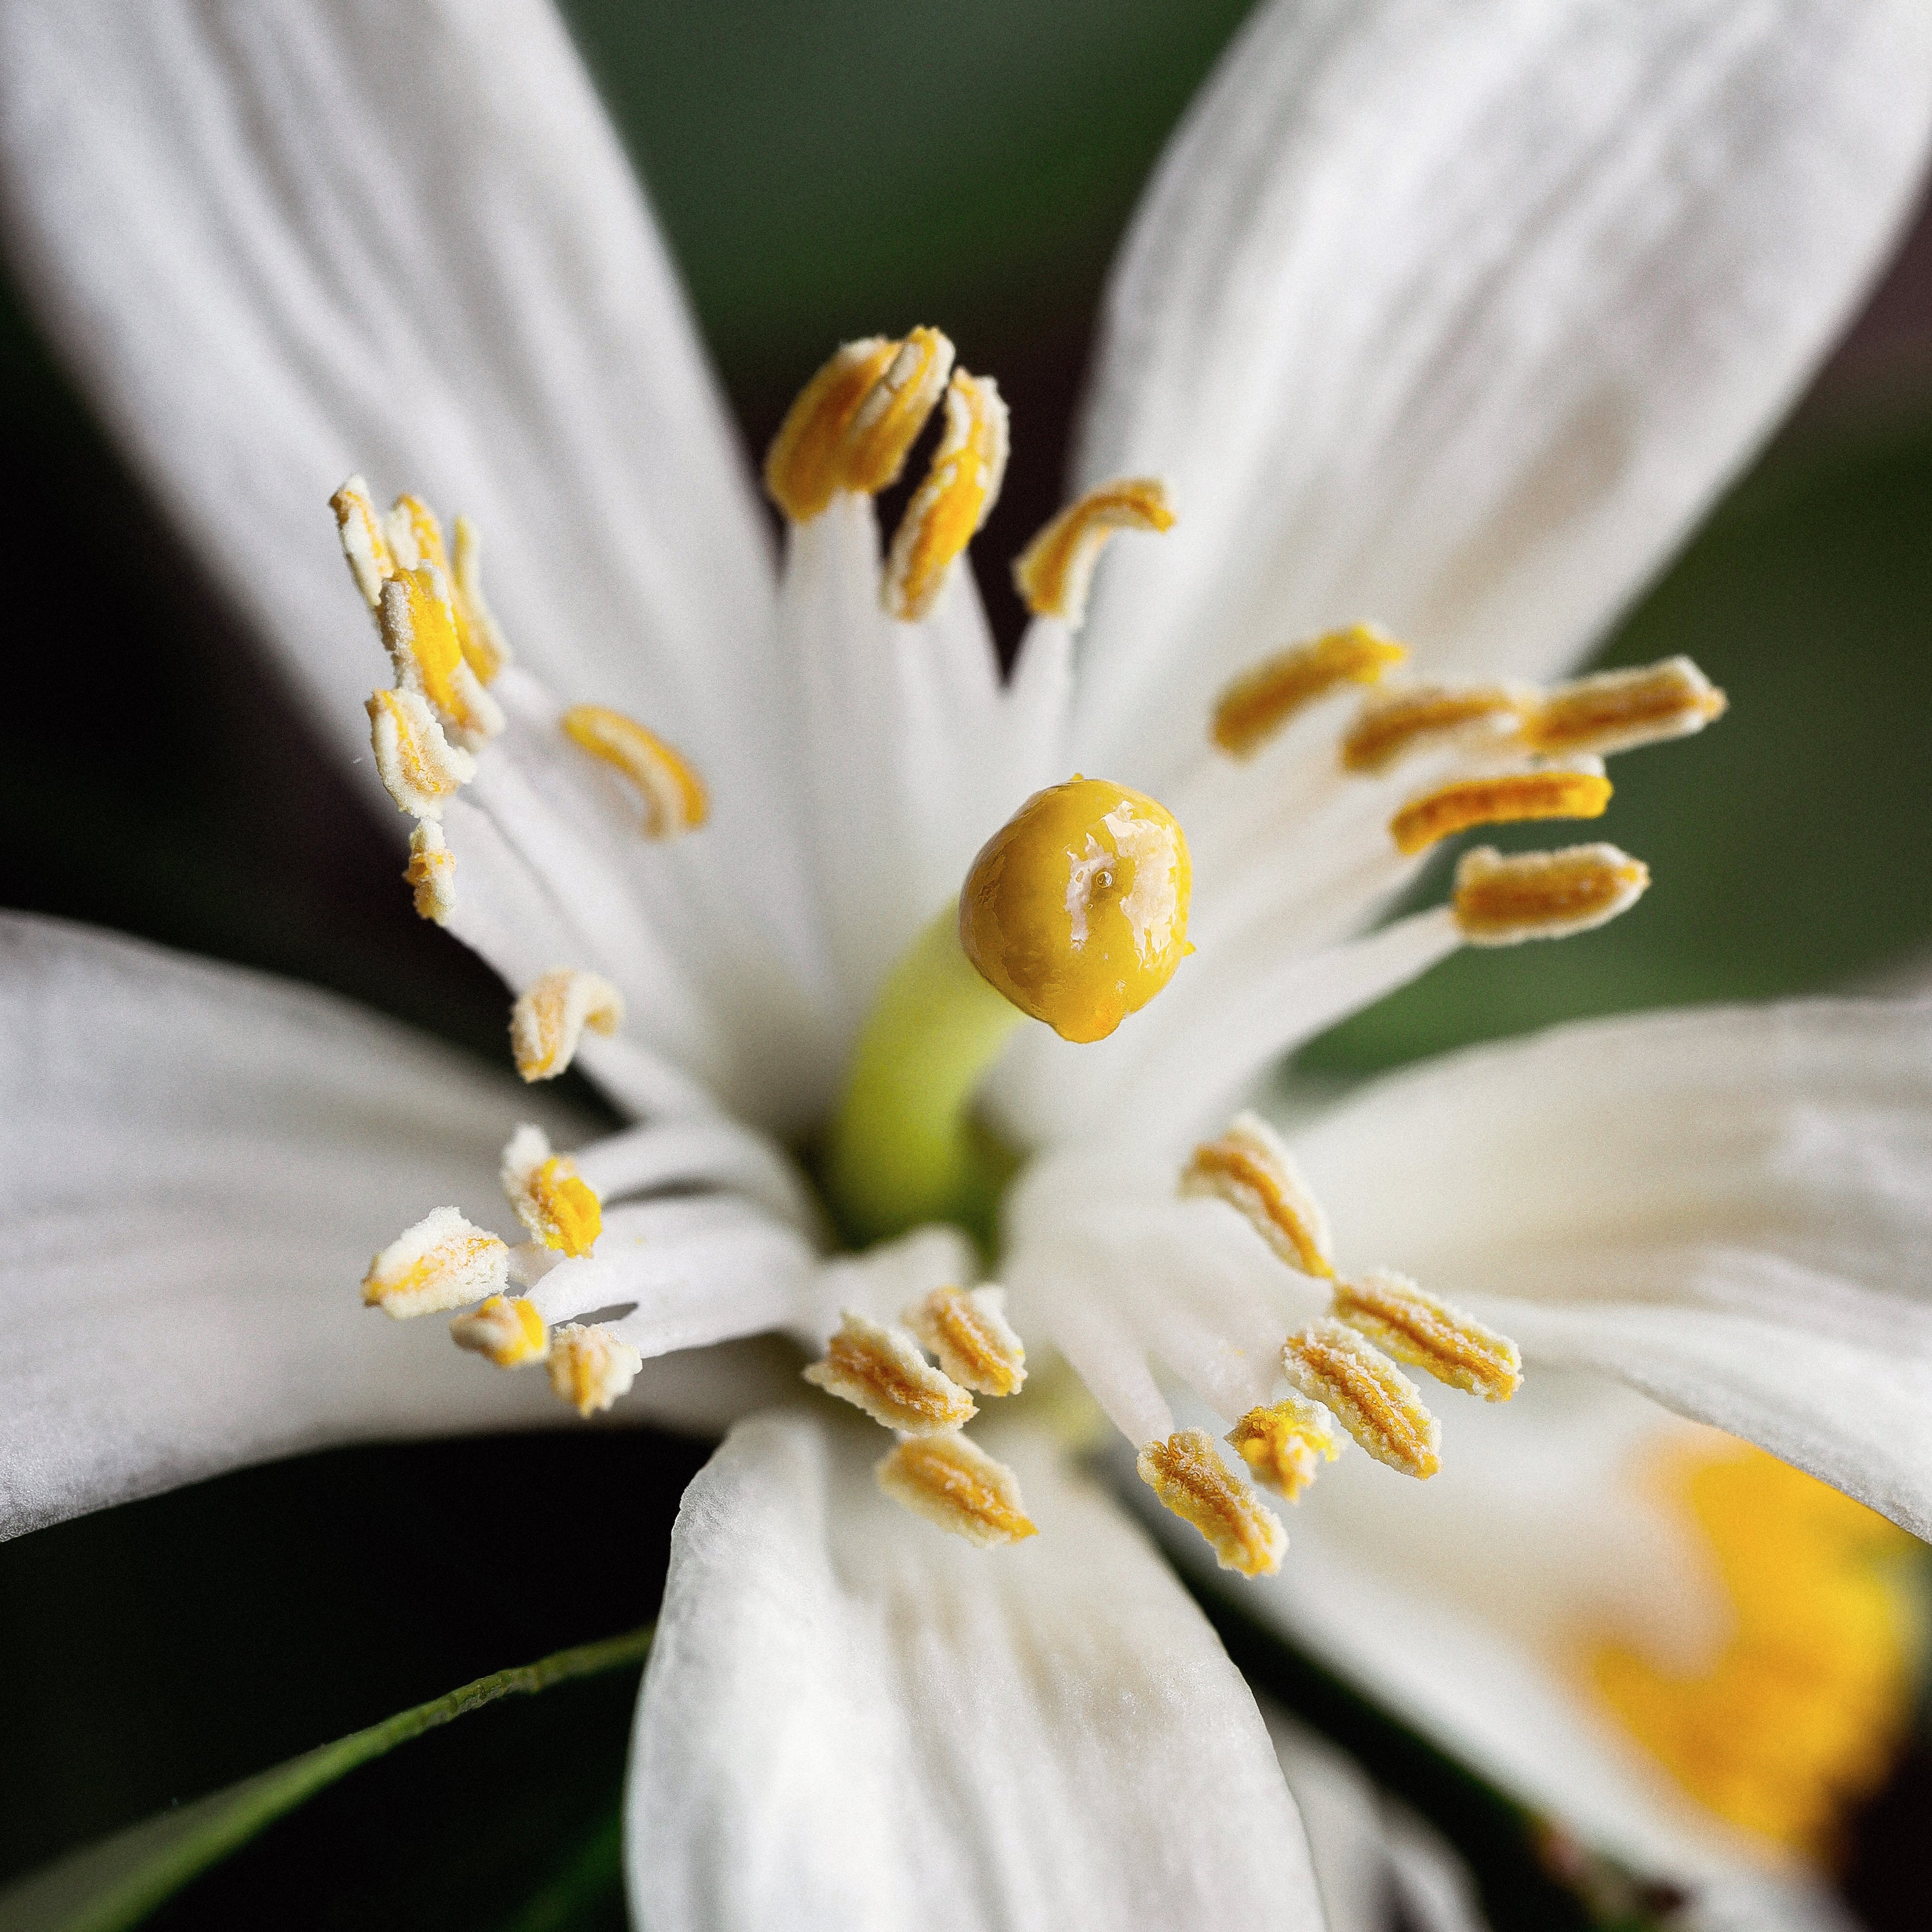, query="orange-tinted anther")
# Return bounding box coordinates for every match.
[1012,477,1174,630]
[1388,765,1612,856]
[803,1311,977,1435]
[883,370,1009,622]
[875,1431,1038,1547]
[839,327,955,496]
[1452,843,1649,945]
[764,336,905,521]
[1138,1428,1287,1577]
[1182,1112,1334,1279]
[332,475,394,608]
[1226,1397,1341,1503]
[561,704,708,838]
[1332,1270,1521,1402]
[906,1286,1026,1398]
[1282,1319,1441,1480]
[501,1124,603,1258]
[1524,657,1727,759]
[1342,684,1525,775]
[1212,625,1409,759]
[404,821,456,923]
[361,1206,508,1319]
[451,1294,550,1367]
[509,969,625,1081]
